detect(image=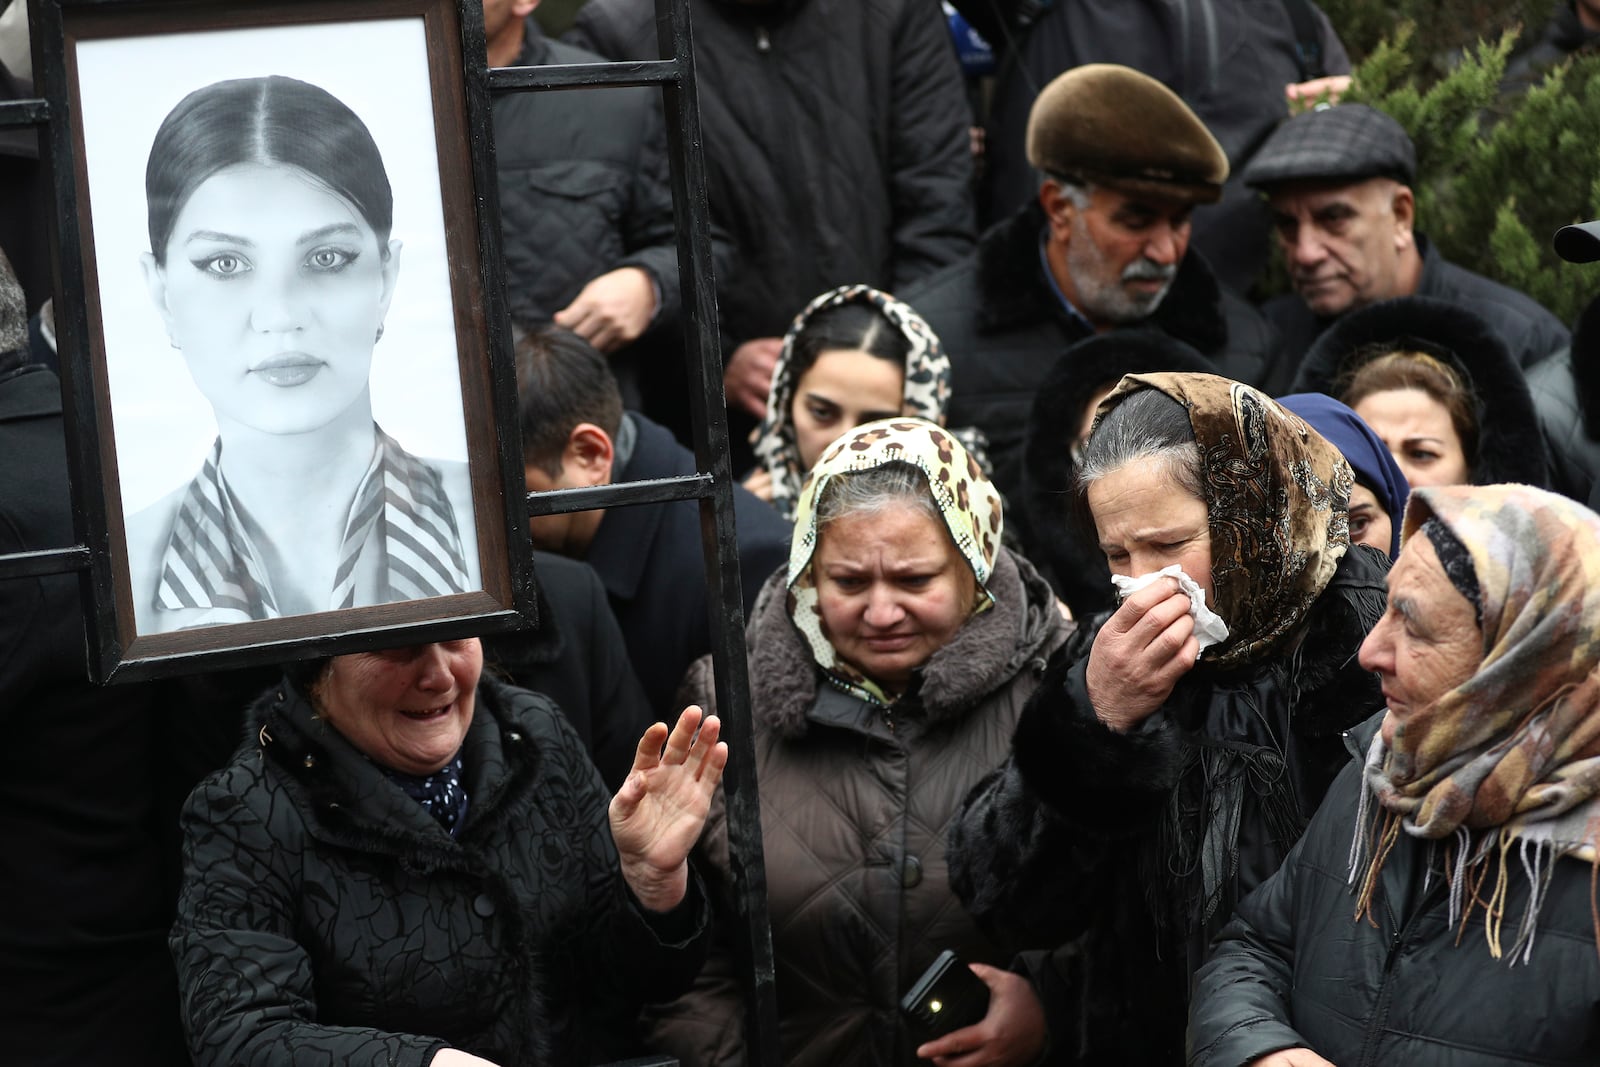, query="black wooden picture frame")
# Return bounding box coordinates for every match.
[30,0,537,682]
